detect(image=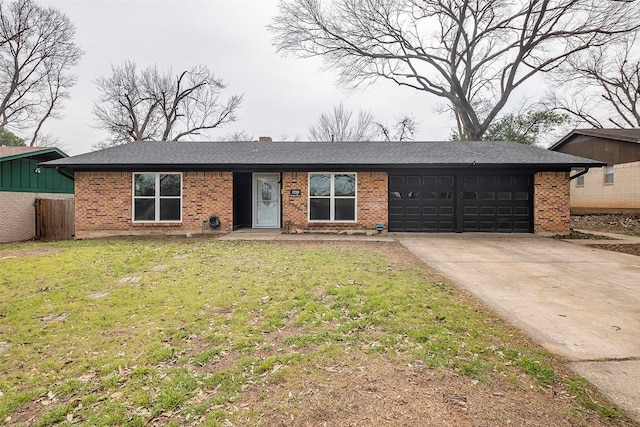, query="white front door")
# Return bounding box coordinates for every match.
[253,173,280,228]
